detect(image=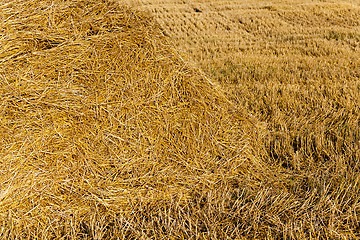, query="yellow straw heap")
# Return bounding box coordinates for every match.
[0,0,261,238]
